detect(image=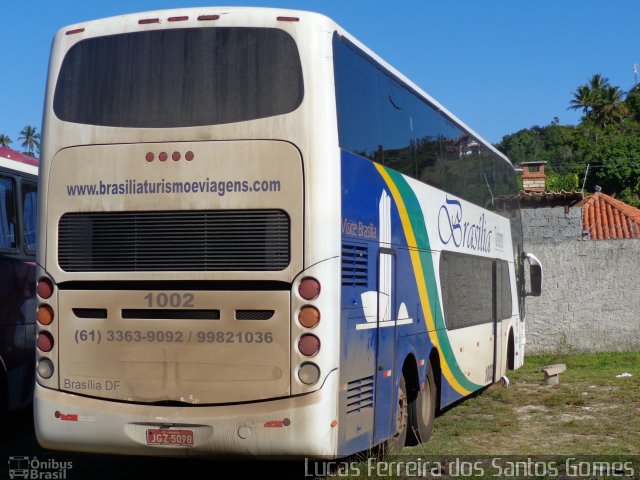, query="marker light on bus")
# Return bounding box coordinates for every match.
[145,152,154,162]
[159,152,168,162]
[185,151,194,161]
[298,363,320,385]
[298,277,320,300]
[298,306,320,328]
[65,28,85,36]
[37,332,54,353]
[197,15,220,21]
[277,16,300,22]
[172,151,181,161]
[298,334,320,357]
[37,359,54,379]
[168,16,189,22]
[37,278,54,299]
[37,305,54,326]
